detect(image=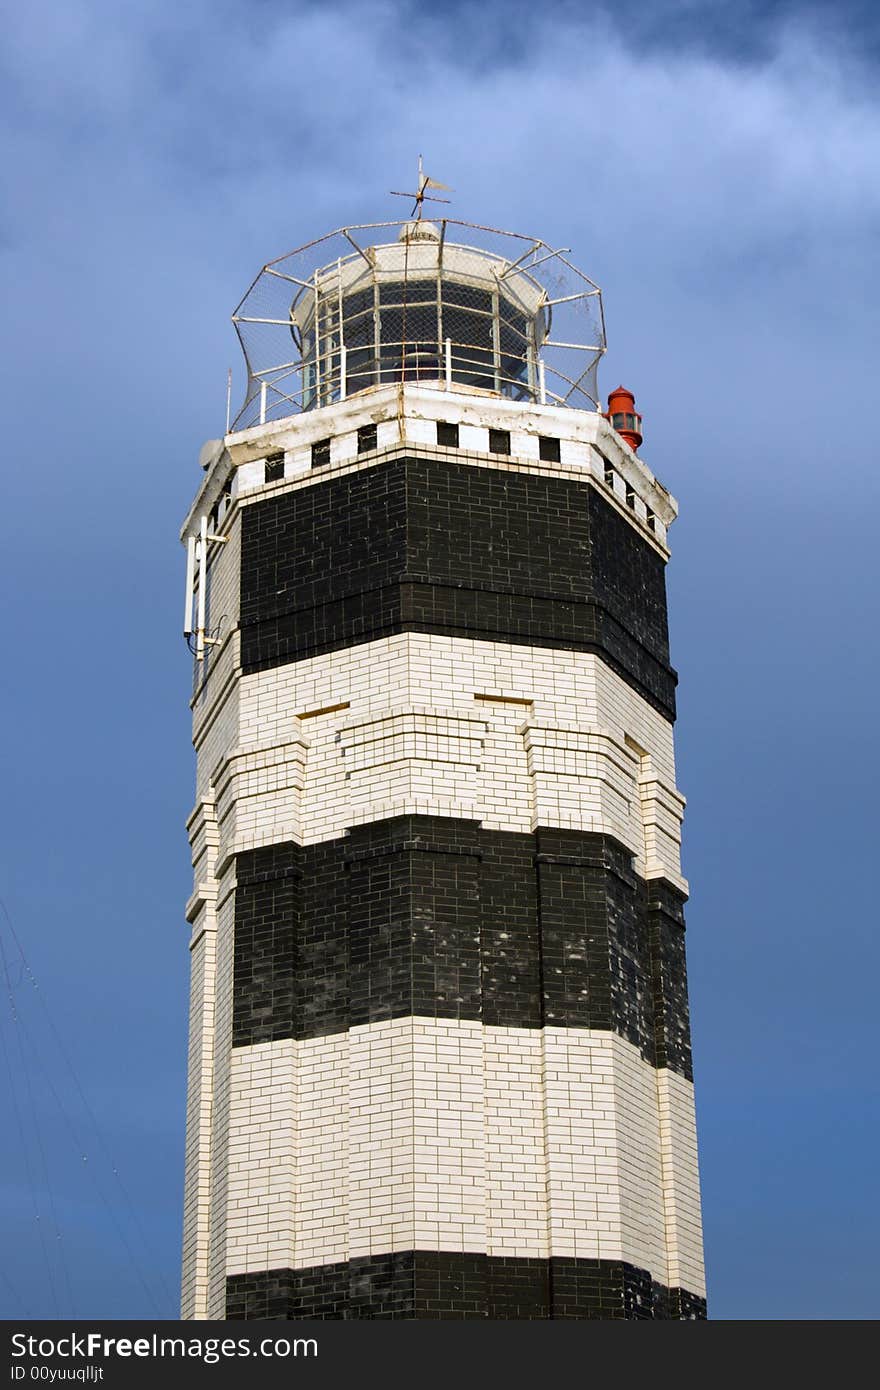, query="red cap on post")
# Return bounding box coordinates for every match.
[606,386,643,453]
